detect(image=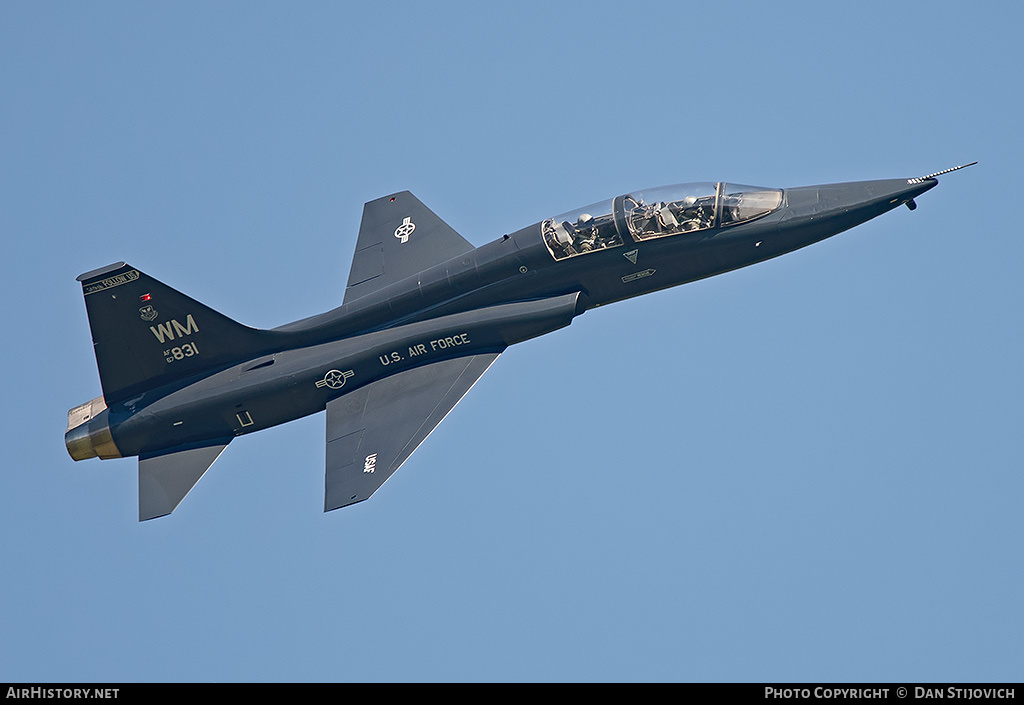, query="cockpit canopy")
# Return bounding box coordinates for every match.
[541,198,622,261]
[542,182,783,261]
